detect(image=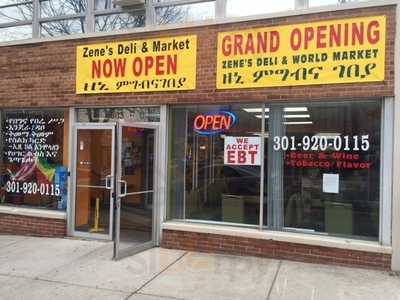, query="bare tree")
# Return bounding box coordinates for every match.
[1,0,188,38]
